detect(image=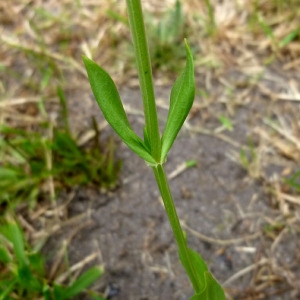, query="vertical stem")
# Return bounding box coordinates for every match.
[126,0,161,162]
[152,164,201,293]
